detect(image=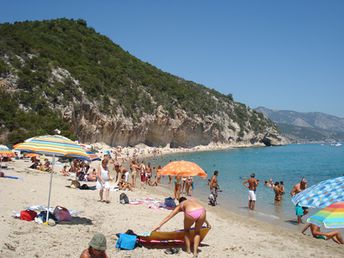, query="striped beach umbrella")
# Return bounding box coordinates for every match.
[307,202,344,229]
[0,145,15,158]
[292,176,344,208]
[14,135,90,222]
[159,160,207,178]
[86,151,101,161]
[14,135,90,160]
